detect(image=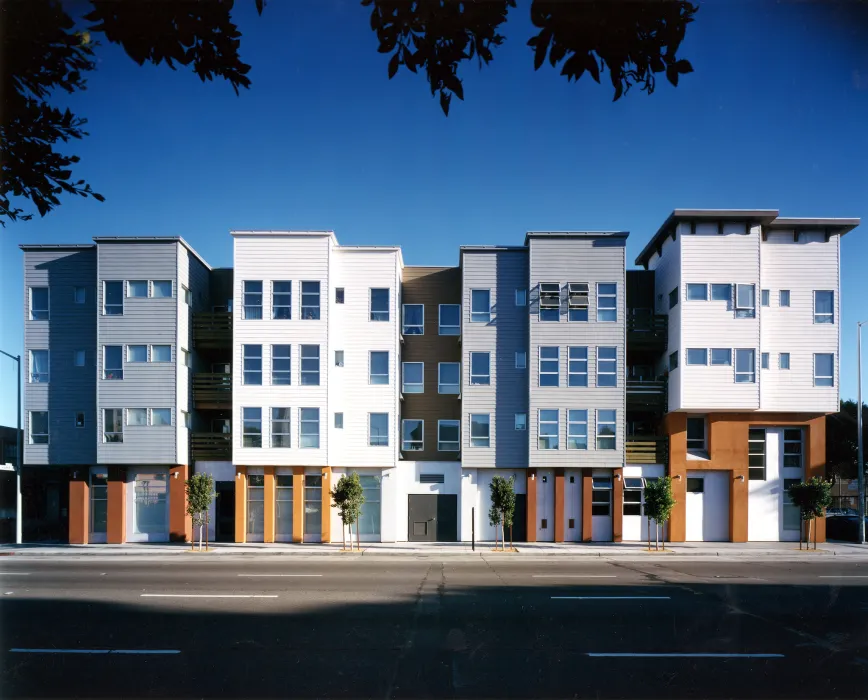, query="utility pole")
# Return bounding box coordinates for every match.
[858,322,866,545]
[0,350,22,544]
